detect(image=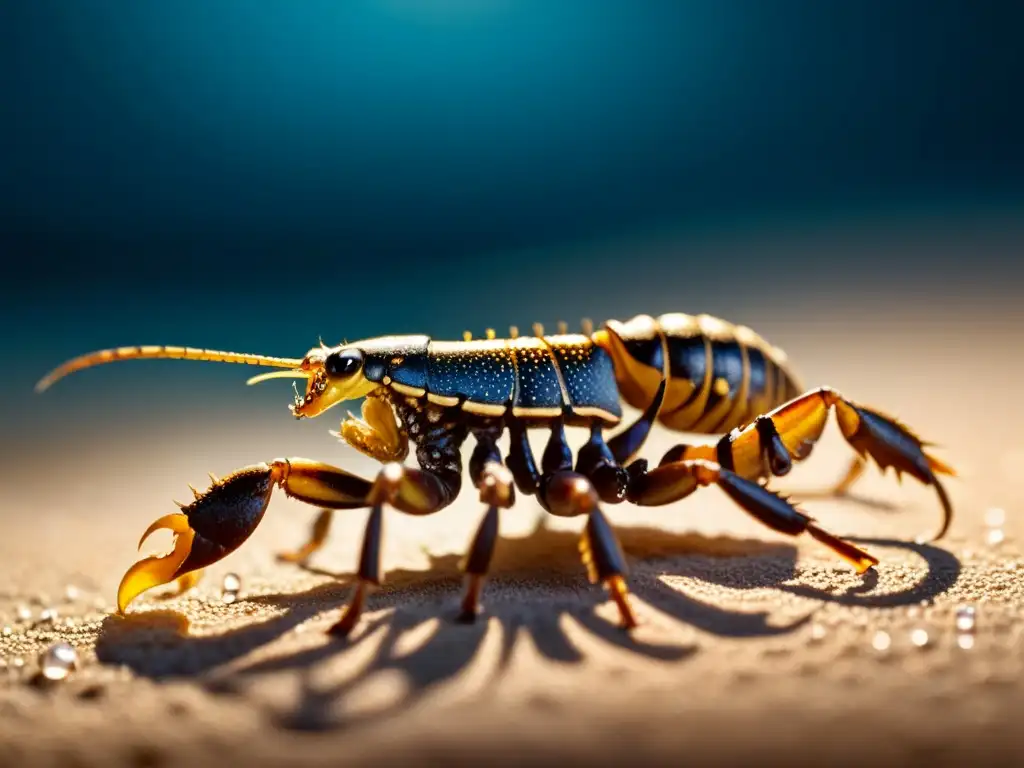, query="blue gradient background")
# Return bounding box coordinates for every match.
[4,1,1024,438]
[4,8,1024,759]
